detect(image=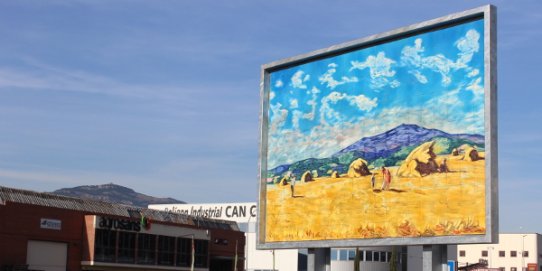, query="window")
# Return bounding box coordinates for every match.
[510,267,517,271]
[373,251,380,262]
[118,232,136,263]
[511,251,517,257]
[387,252,392,263]
[482,250,488,257]
[330,249,338,261]
[380,251,386,262]
[348,250,356,261]
[95,229,116,262]
[339,250,347,261]
[366,250,373,261]
[137,234,156,265]
[194,240,208,267]
[176,238,191,267]
[523,250,529,257]
[498,268,504,271]
[459,250,466,257]
[157,236,175,266]
[499,250,505,257]
[359,250,365,262]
